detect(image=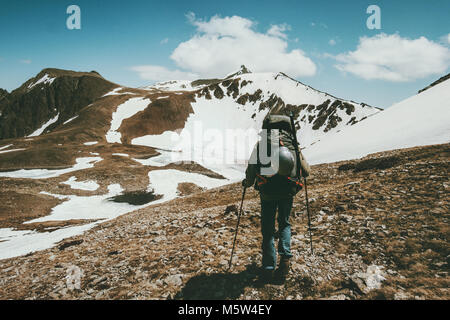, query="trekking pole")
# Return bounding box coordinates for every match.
[228,186,247,271]
[303,178,314,255]
[288,112,314,255]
